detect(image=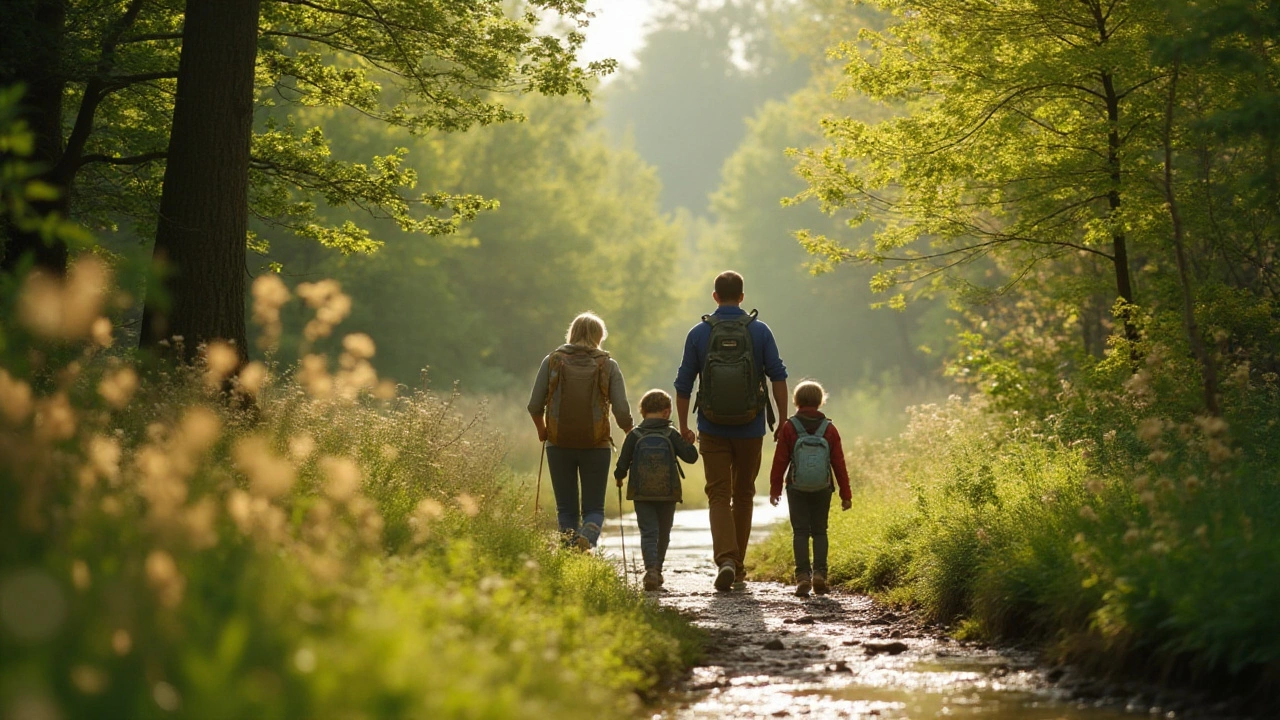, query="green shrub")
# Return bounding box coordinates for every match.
[754,385,1280,683]
[0,266,700,718]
